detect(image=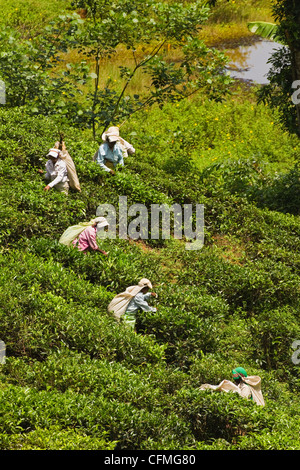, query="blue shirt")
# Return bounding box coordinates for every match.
[126,292,157,314]
[96,142,124,172]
